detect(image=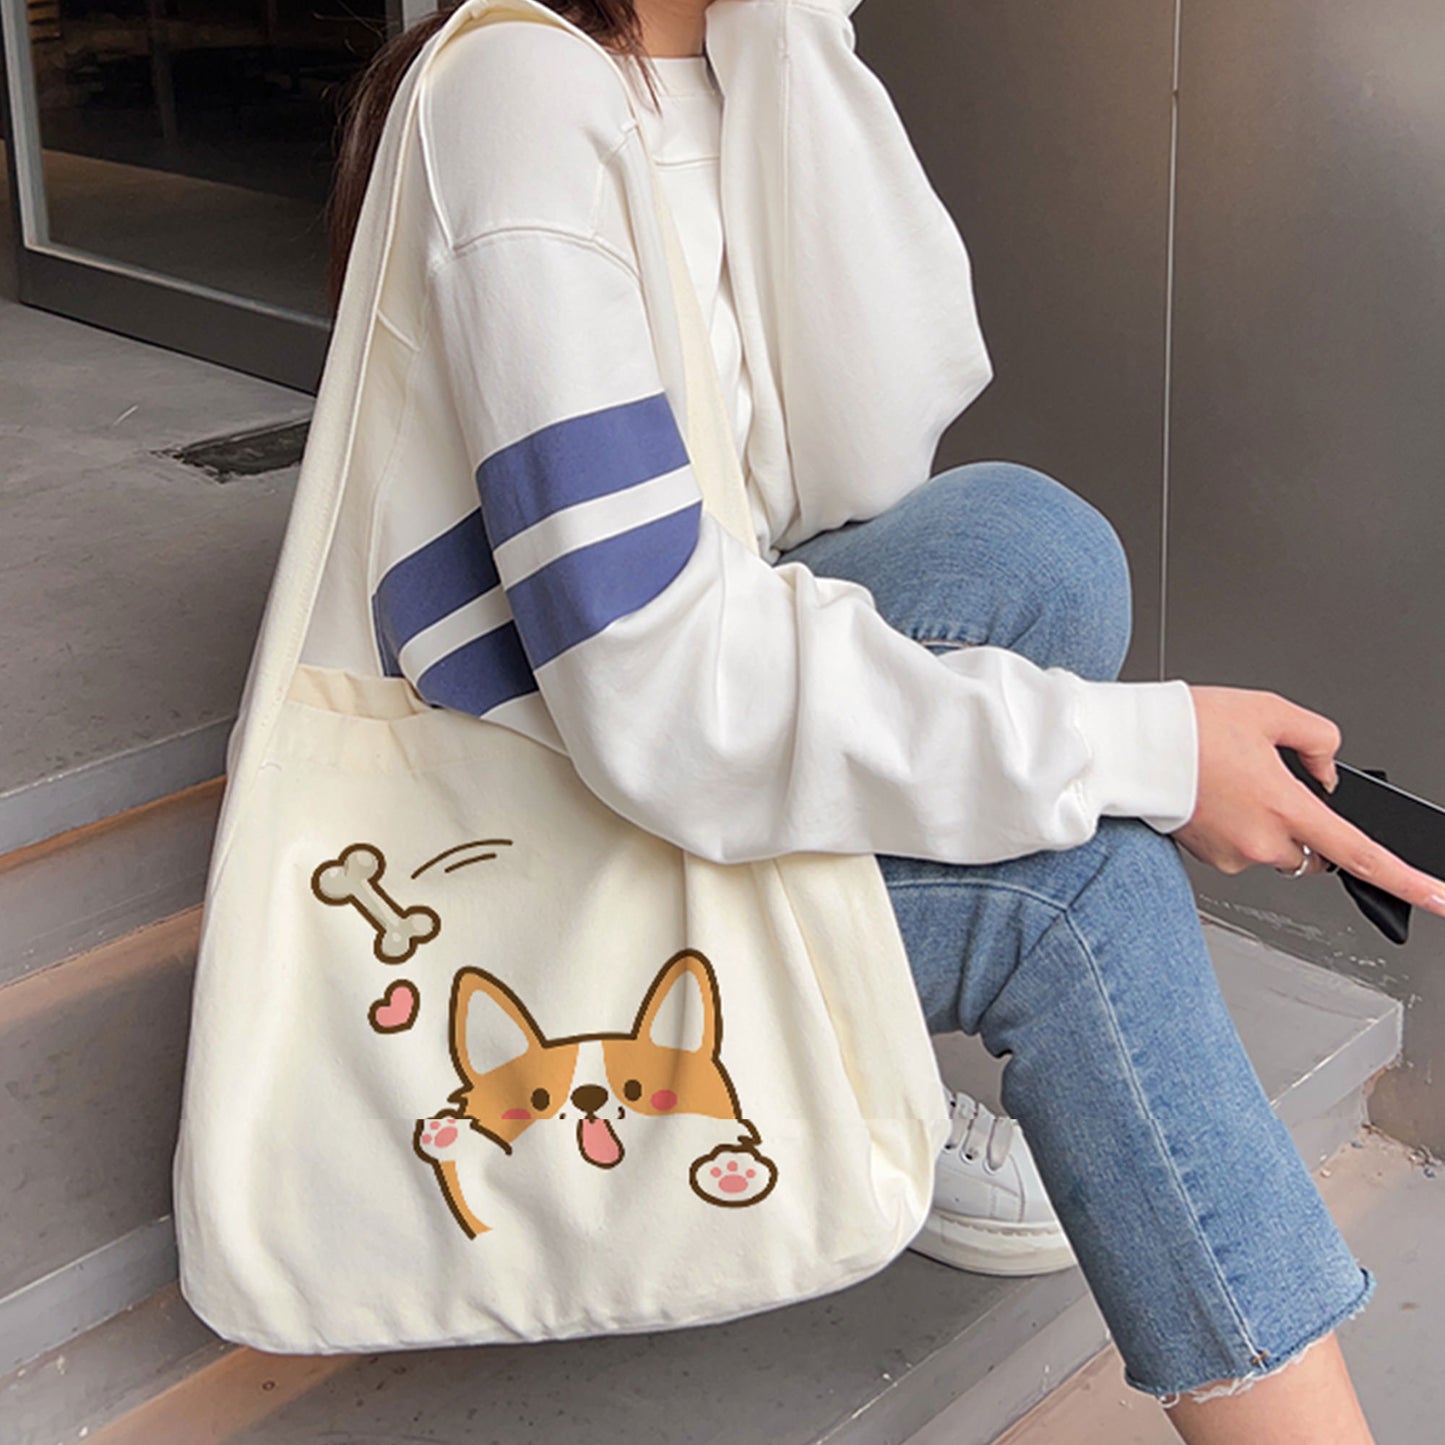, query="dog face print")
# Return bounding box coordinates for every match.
[414,950,778,1237]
